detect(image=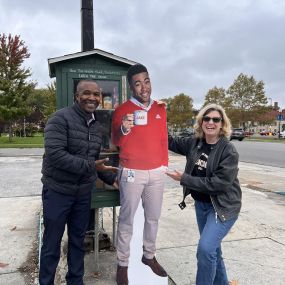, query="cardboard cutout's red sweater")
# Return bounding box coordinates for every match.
[112,100,168,170]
